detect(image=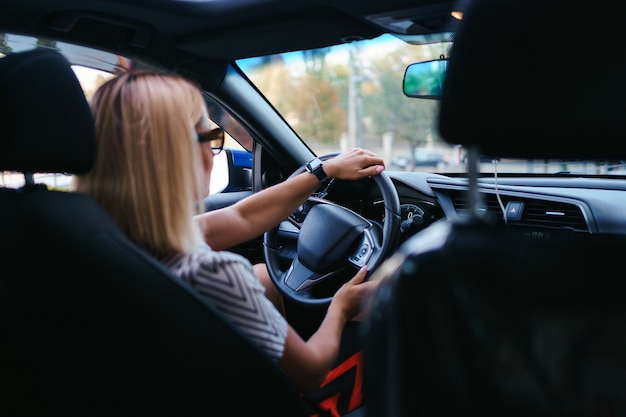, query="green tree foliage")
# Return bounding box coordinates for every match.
[302,48,330,74]
[361,45,450,169]
[365,48,442,144]
[242,39,452,157]
[290,72,347,146]
[246,51,346,147]
[0,33,12,54]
